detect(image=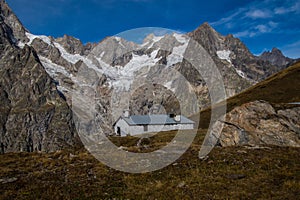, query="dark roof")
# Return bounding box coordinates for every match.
[122,115,195,126]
